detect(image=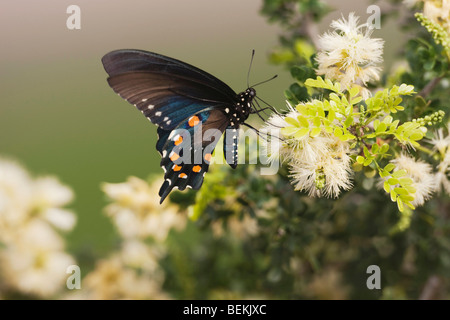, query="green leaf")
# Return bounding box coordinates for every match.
[383,181,390,193]
[388,178,400,185]
[393,187,408,195]
[349,86,359,97]
[376,122,387,133]
[334,127,343,137]
[294,127,310,139]
[310,127,322,137]
[399,195,415,202]
[409,131,424,141]
[313,116,321,127]
[372,143,379,154]
[281,127,299,136]
[344,116,353,127]
[297,115,310,128]
[404,185,417,194]
[374,120,380,130]
[363,146,370,158]
[399,178,414,186]
[327,109,336,122]
[356,156,365,164]
[391,190,397,202]
[351,96,363,105]
[380,169,391,178]
[380,144,390,154]
[285,117,299,127]
[384,163,395,172]
[392,170,407,178]
[397,198,404,212]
